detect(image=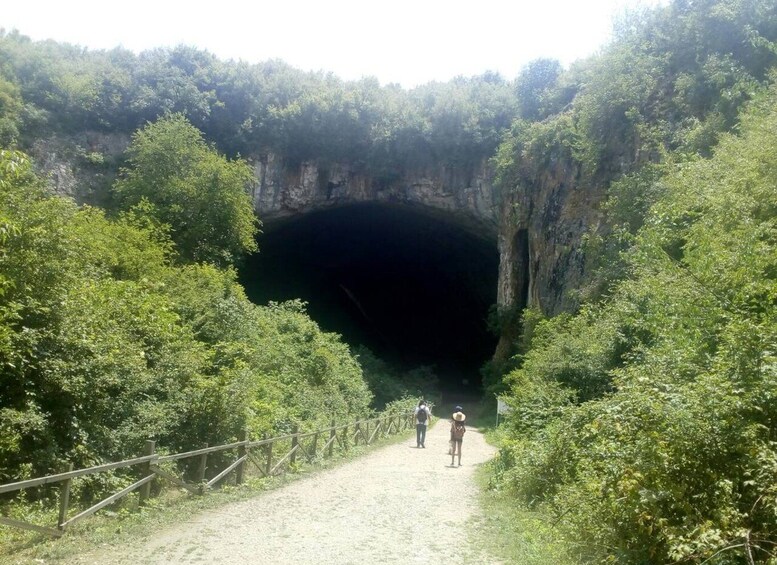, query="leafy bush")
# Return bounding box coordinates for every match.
[113,114,258,267]
[494,82,777,562]
[0,150,376,493]
[352,345,439,411]
[248,300,373,433]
